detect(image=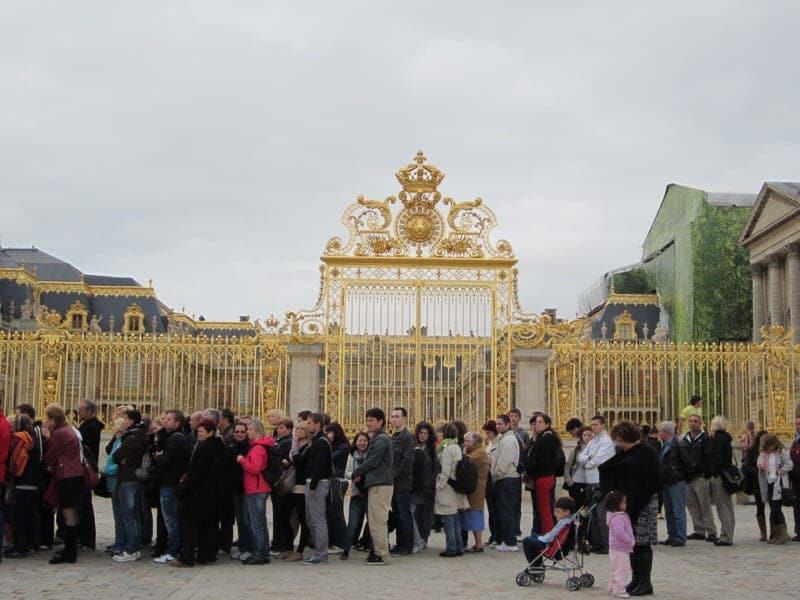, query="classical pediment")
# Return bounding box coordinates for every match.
[739,182,800,246]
